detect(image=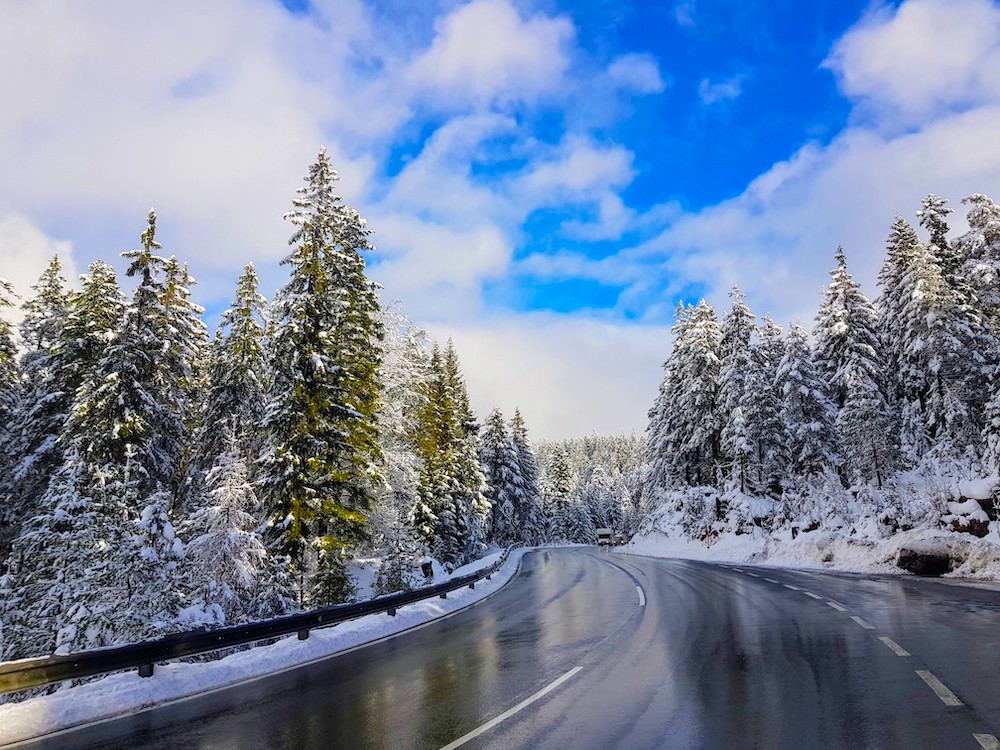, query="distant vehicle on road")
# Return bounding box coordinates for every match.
[596,528,614,546]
